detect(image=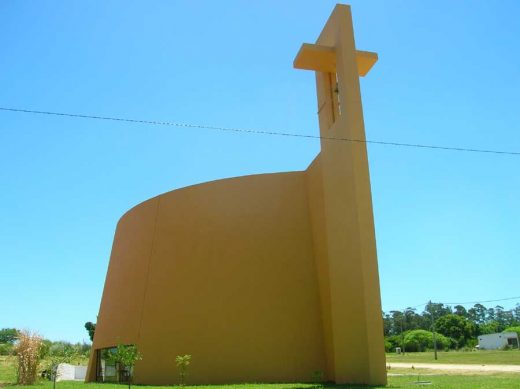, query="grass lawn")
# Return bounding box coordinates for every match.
[0,356,16,384]
[386,350,520,365]
[3,355,520,388]
[4,375,520,389]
